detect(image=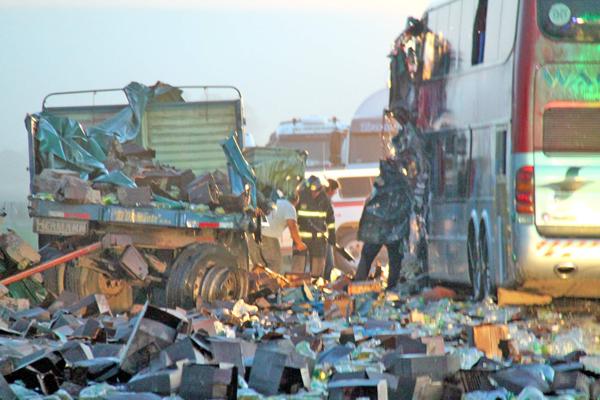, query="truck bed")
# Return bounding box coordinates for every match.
[31,198,245,235]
